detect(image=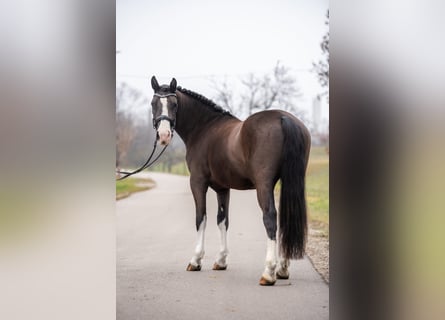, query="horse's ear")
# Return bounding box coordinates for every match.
[151,76,160,91]
[170,78,177,92]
